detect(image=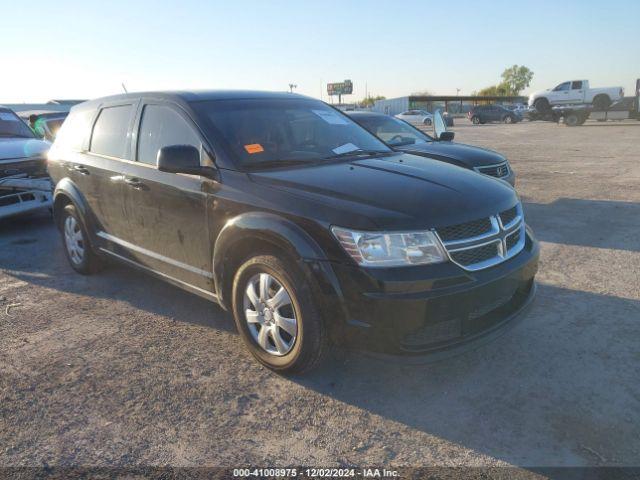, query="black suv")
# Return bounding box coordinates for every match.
[468,105,521,124]
[49,91,539,373]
